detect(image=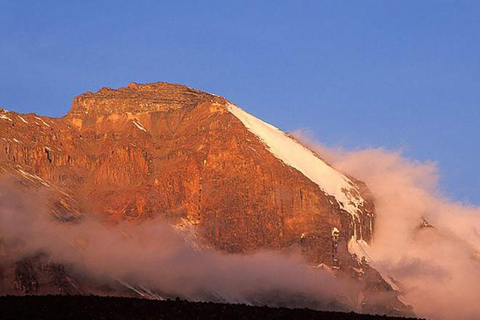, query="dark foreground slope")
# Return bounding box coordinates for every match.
[0,296,419,320]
